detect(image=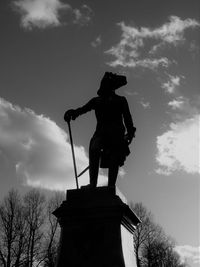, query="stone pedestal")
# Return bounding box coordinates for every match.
[53,186,140,267]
